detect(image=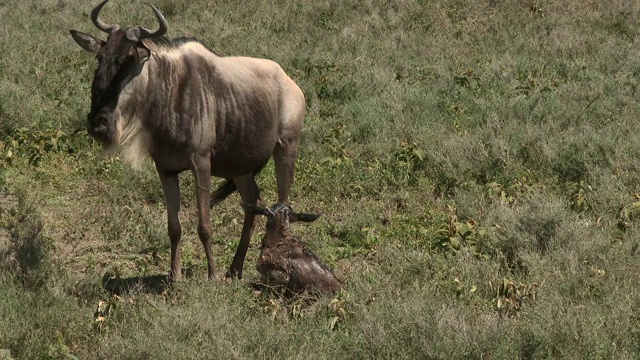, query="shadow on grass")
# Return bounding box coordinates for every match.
[101,268,196,295]
[102,273,169,295]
